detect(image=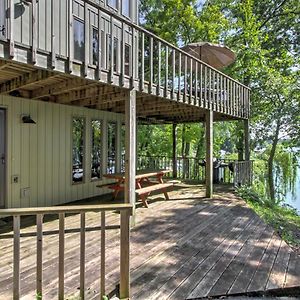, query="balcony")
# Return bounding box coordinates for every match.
[0,0,250,123]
